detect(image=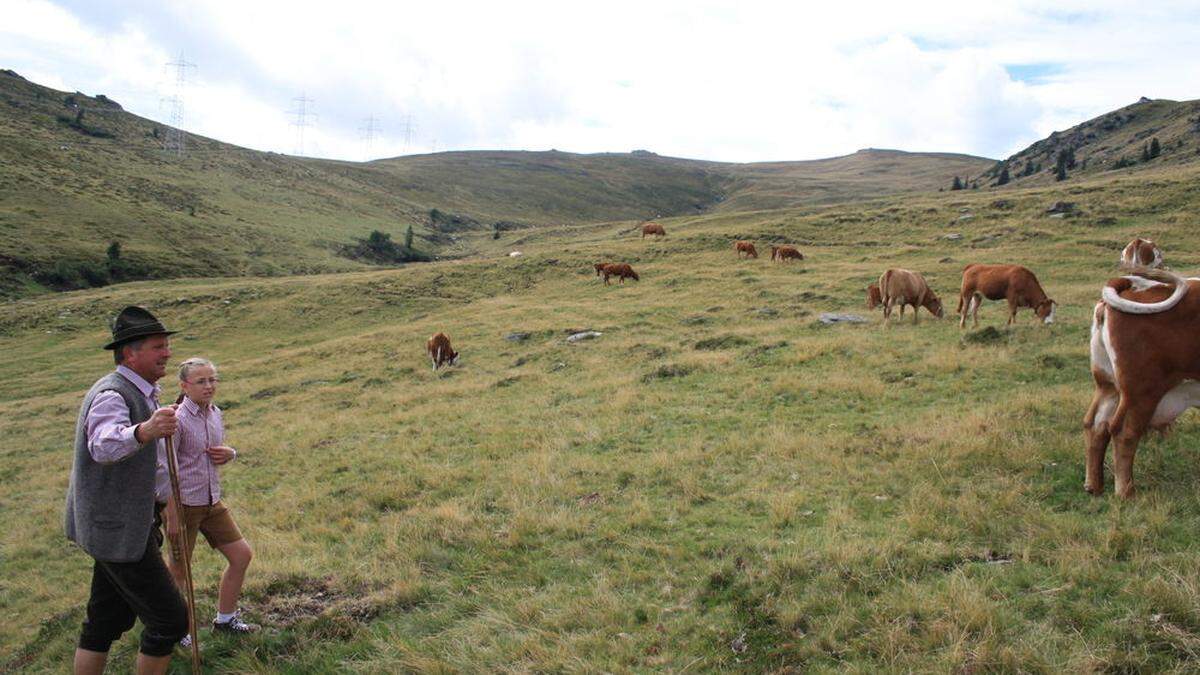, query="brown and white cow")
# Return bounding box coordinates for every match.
[878,269,944,325]
[957,263,1056,328]
[426,332,459,371]
[734,241,758,259]
[641,223,666,238]
[602,263,639,285]
[1085,269,1200,497]
[770,245,804,262]
[1120,237,1163,270]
